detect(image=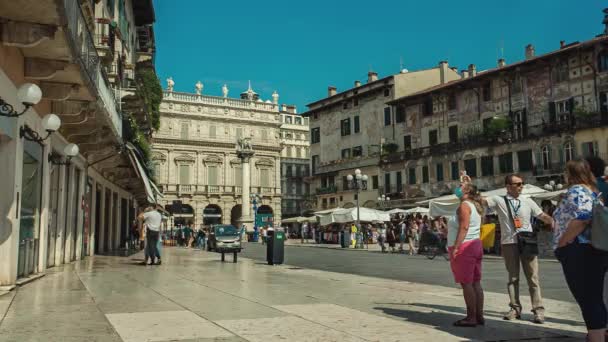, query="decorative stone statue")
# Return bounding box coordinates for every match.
[272,91,279,104]
[195,81,203,95]
[237,137,253,151]
[222,84,229,98]
[166,77,175,92]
